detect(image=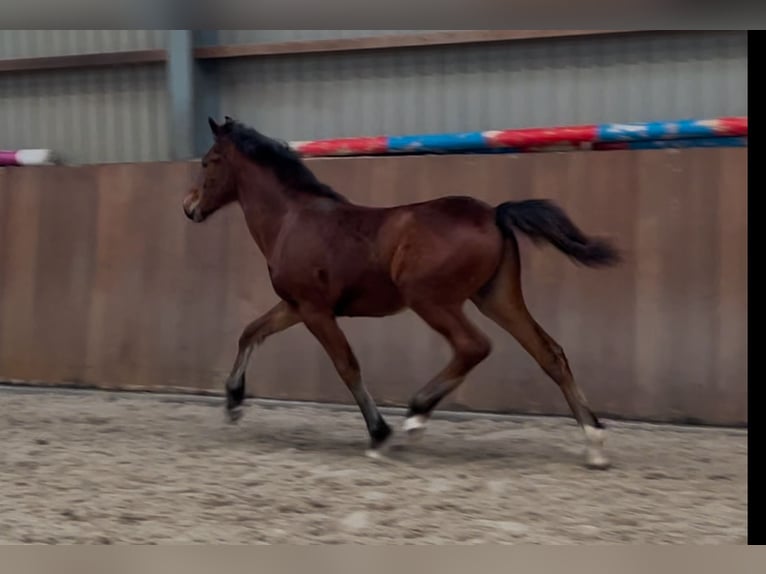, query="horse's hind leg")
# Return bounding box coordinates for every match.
[224,300,300,422]
[403,302,492,437]
[472,238,610,469]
